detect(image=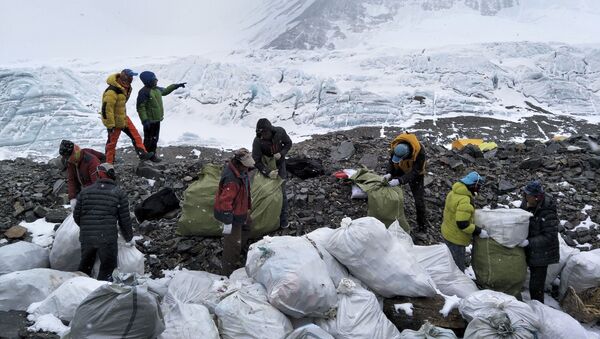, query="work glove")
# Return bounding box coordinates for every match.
[107,127,115,134]
[273,153,281,160]
[124,240,135,247]
[222,224,232,235]
[478,229,489,239]
[382,173,392,181]
[142,120,151,129]
[176,82,187,89]
[269,170,279,179]
[70,199,77,209]
[388,179,400,187]
[518,239,529,247]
